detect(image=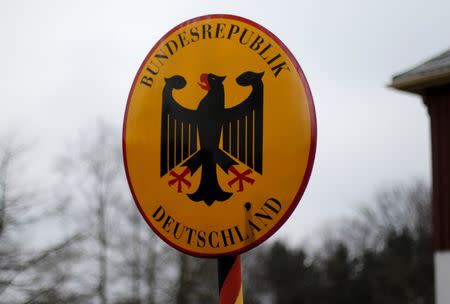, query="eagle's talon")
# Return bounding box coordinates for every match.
[228,166,255,192]
[168,167,191,193]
